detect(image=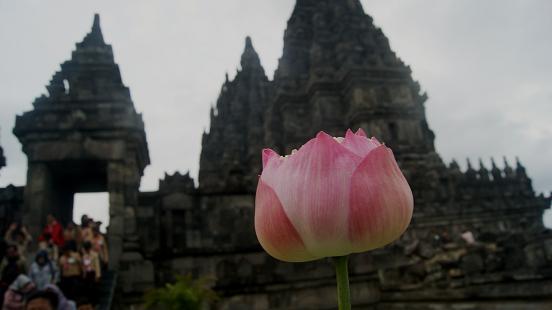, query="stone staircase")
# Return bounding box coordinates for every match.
[96,271,118,310]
